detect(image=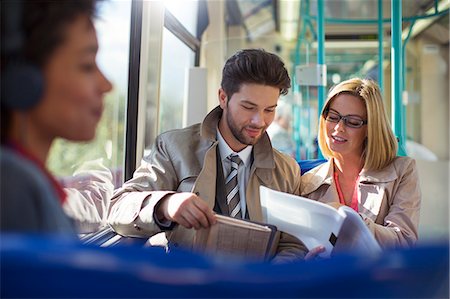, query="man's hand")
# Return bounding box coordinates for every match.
[156,192,216,229]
